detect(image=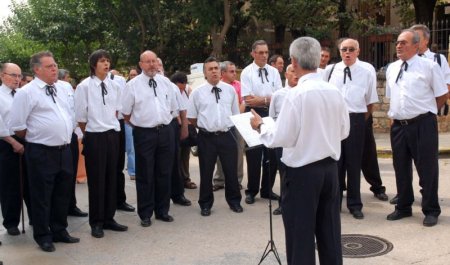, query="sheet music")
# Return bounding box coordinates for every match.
[230,112,275,148]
